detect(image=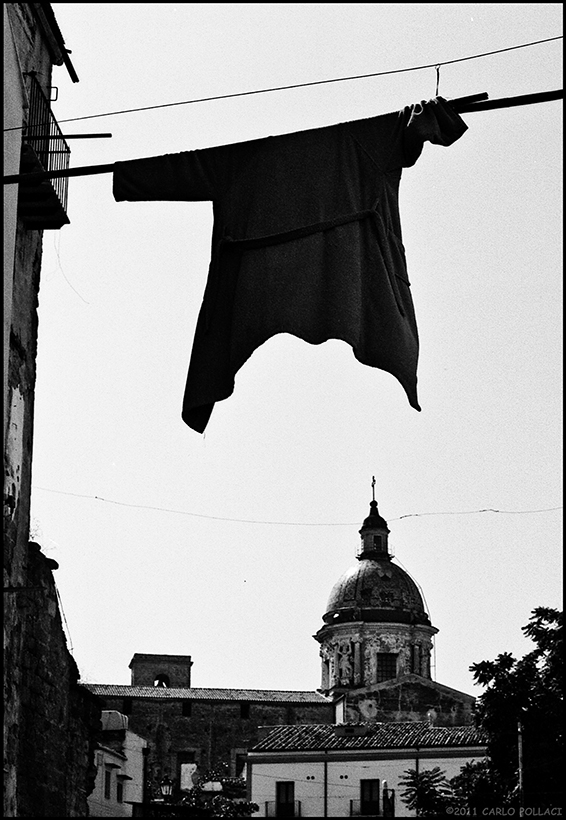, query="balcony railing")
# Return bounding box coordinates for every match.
[18,73,70,229]
[350,789,395,817]
[265,800,301,817]
[351,799,377,816]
